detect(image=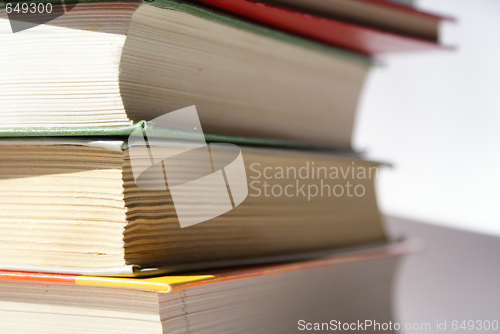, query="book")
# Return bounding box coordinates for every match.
[0,0,373,149]
[0,241,413,333]
[189,0,450,55]
[0,134,385,274]
[259,0,452,41]
[384,0,414,6]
